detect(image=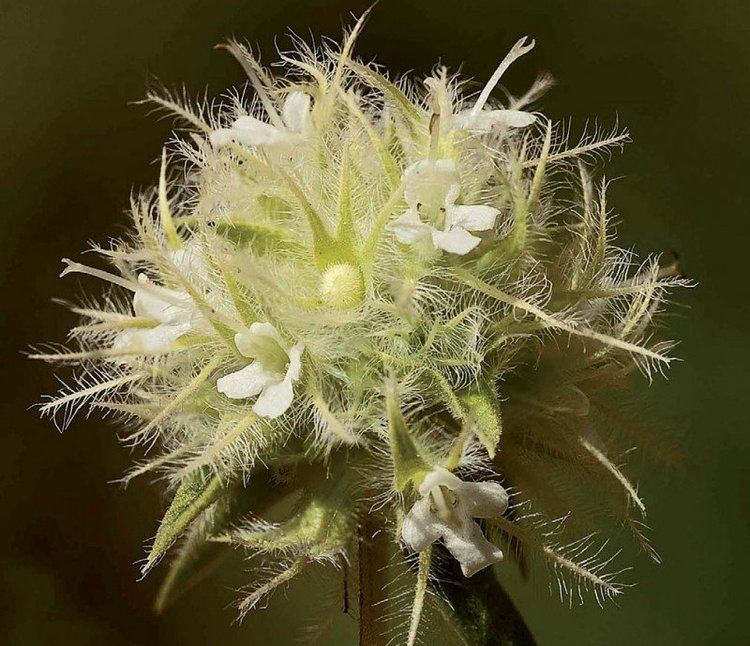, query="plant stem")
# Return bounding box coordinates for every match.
[358,518,390,646]
[436,544,536,646]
